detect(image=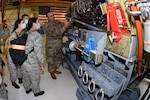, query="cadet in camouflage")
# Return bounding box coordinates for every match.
[21,18,45,97]
[7,19,25,89]
[43,11,72,79]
